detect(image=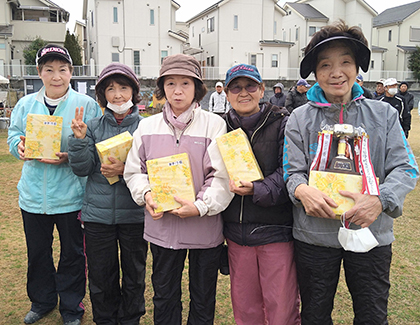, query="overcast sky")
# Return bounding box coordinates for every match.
[52,0,418,31]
